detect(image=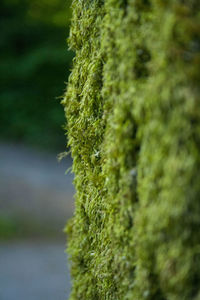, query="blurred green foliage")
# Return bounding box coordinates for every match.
[0,0,73,151]
[0,214,61,239]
